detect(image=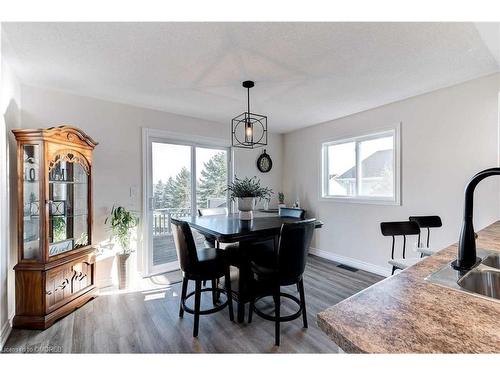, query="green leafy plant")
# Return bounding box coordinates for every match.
[278,192,285,204]
[52,216,67,242]
[105,205,139,255]
[226,176,273,201]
